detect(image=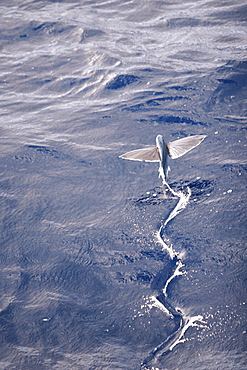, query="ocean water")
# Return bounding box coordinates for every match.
[0,0,246,369]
